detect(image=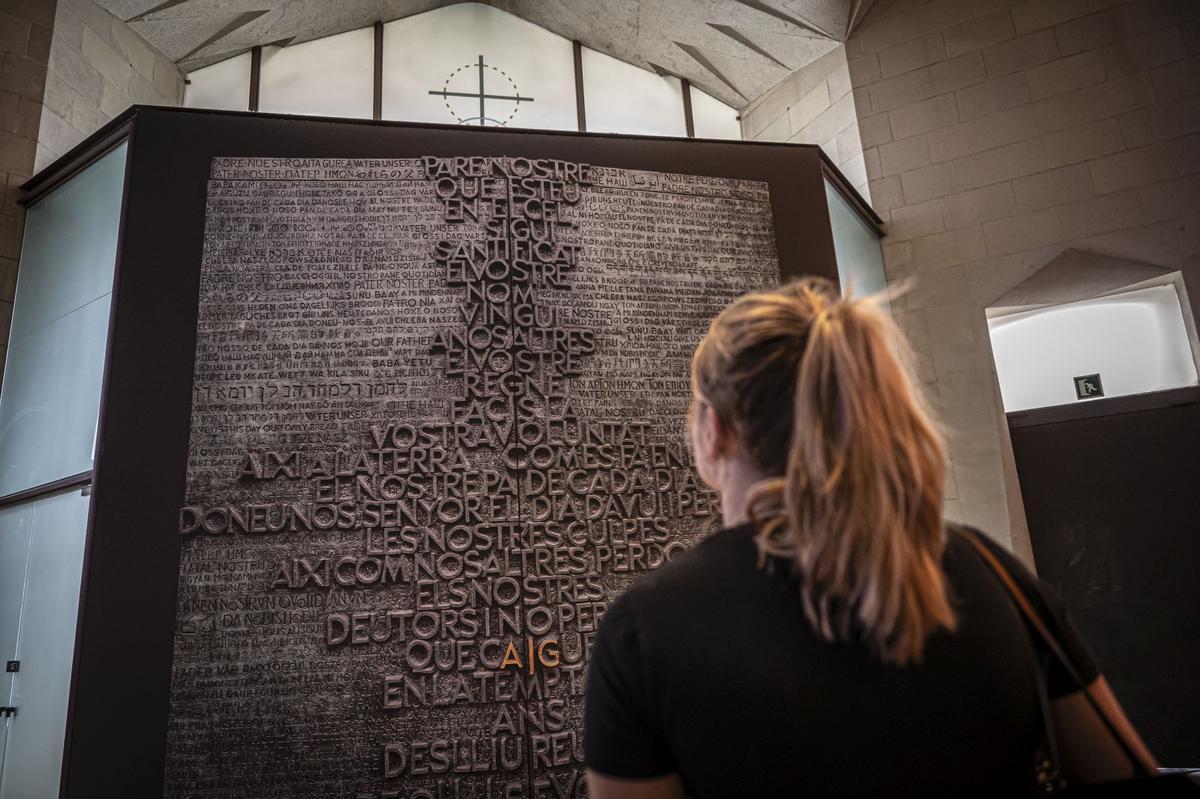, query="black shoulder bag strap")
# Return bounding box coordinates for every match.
[958,526,1151,778]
